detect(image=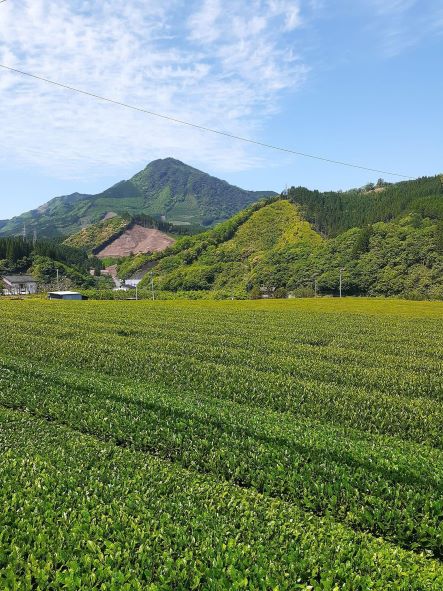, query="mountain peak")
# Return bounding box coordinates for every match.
[144,157,186,168]
[0,158,277,238]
